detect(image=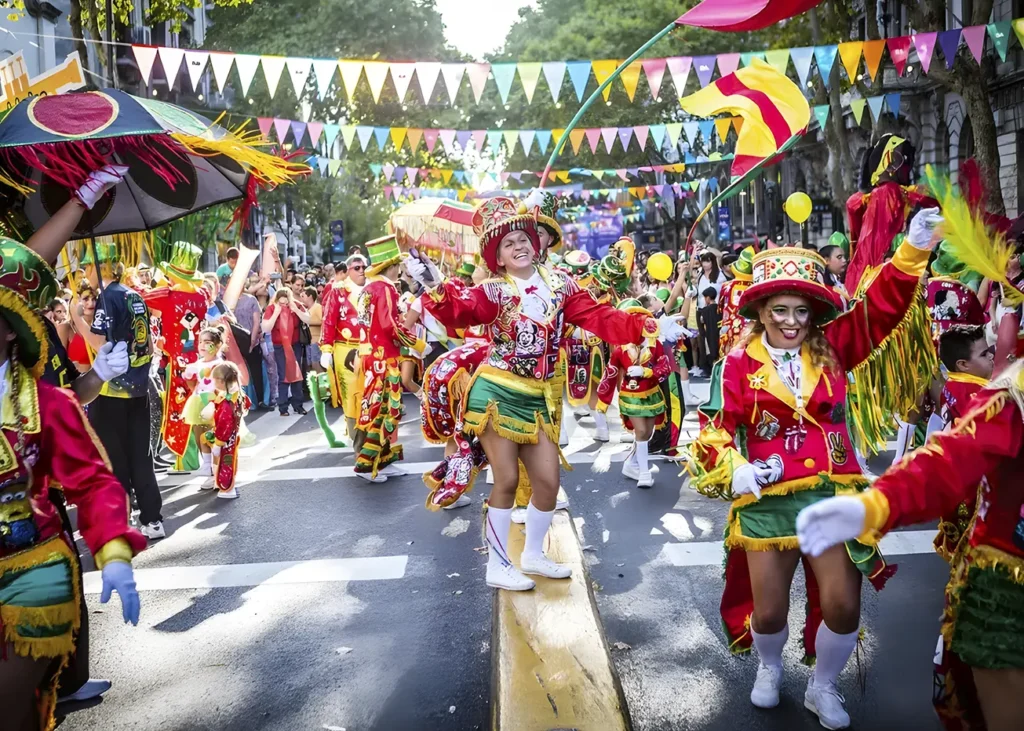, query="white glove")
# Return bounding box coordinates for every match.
[907,207,944,250]
[731,457,780,500]
[657,314,687,345]
[406,251,442,288]
[74,164,128,210]
[626,365,645,377]
[320,351,334,370]
[796,496,867,557]
[92,341,129,382]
